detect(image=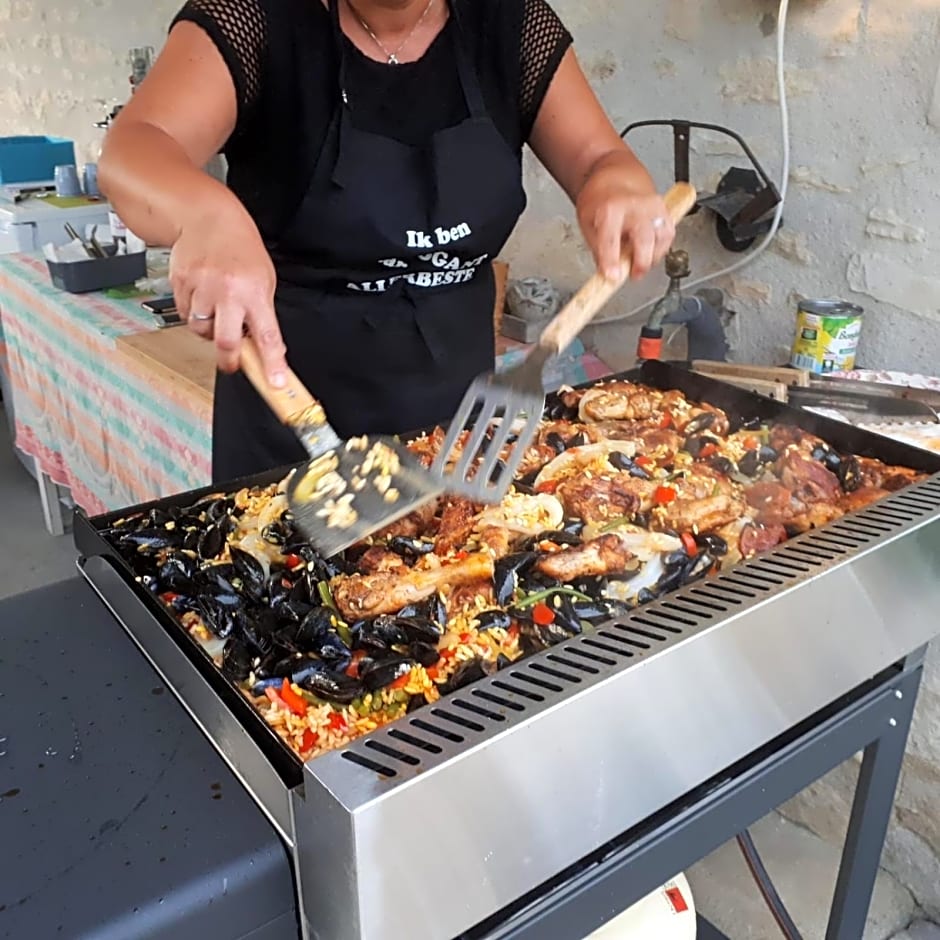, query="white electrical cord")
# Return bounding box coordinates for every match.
[596,0,791,325]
